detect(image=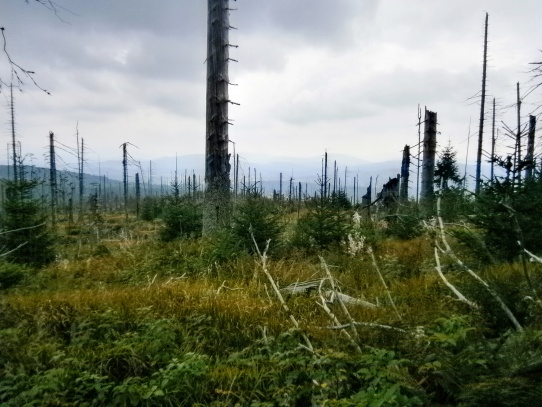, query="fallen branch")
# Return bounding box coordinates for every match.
[435,189,523,332]
[250,230,314,353]
[324,322,407,333]
[433,246,478,309]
